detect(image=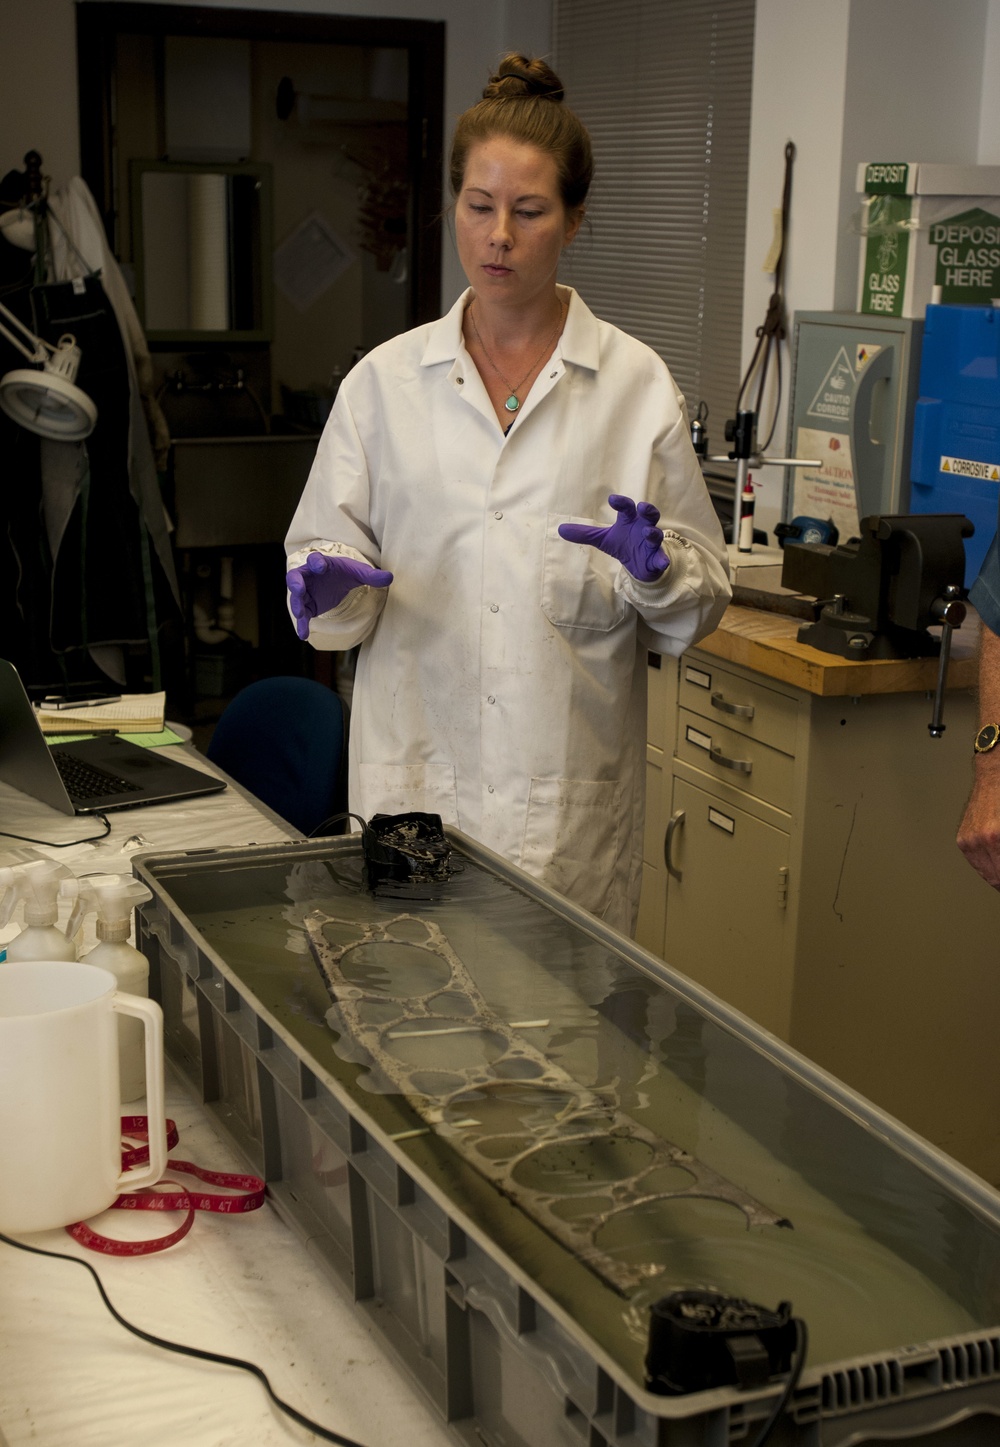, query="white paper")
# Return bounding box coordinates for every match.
[273,212,357,311]
[791,426,859,543]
